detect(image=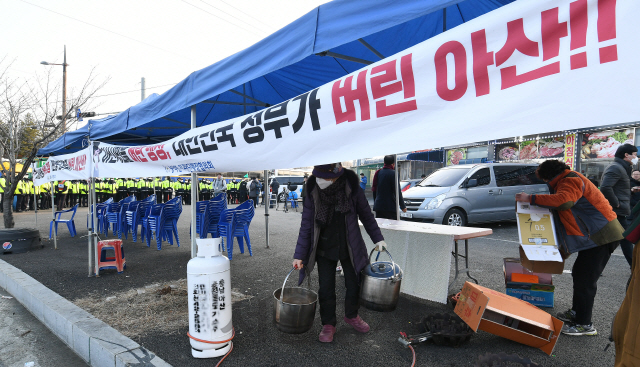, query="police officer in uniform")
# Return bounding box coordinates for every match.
[161,177,172,203]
